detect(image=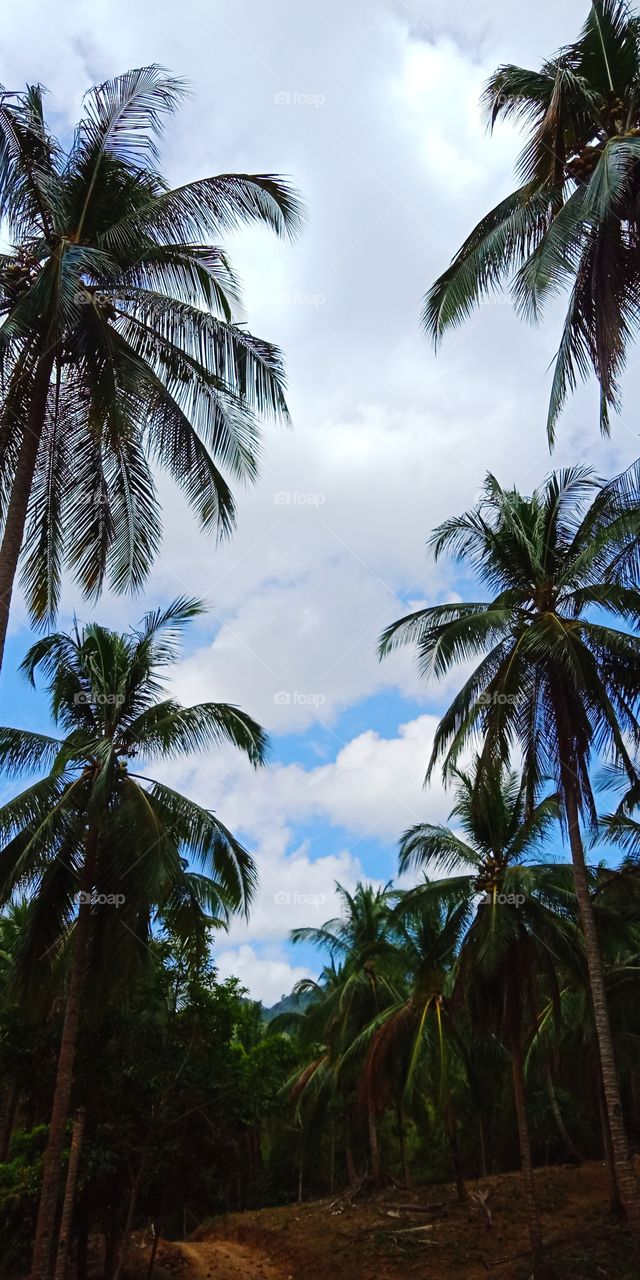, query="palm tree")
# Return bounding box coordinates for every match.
[0,67,303,667]
[290,883,397,1184]
[423,0,640,440]
[352,889,470,1200]
[397,761,577,1273]
[0,596,267,1279]
[379,466,640,1244]
[0,899,35,1161]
